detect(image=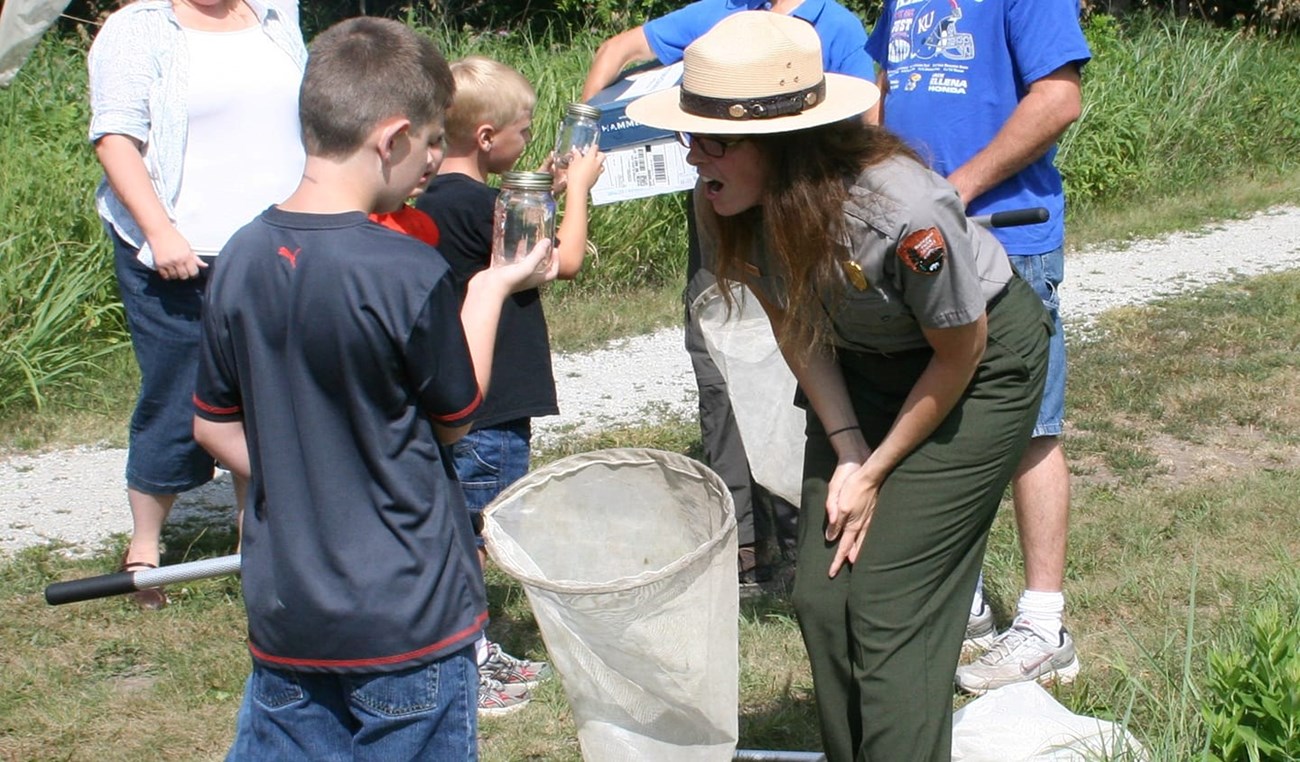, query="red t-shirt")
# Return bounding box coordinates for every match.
[370,205,440,247]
